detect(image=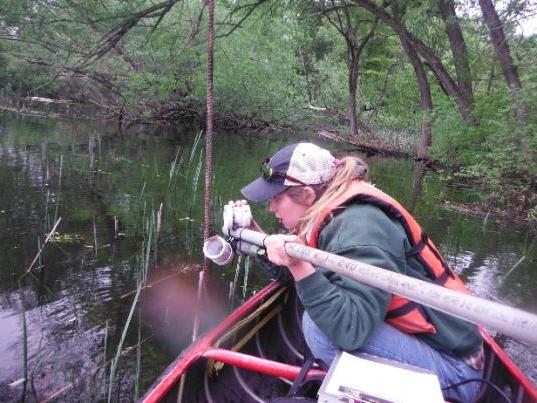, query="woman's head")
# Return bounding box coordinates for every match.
[241,143,339,202]
[241,143,368,234]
